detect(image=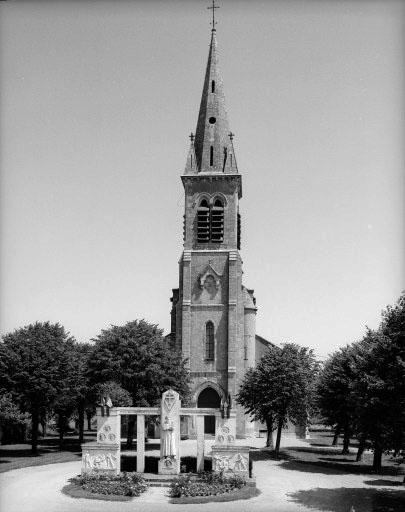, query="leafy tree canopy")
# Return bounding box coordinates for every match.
[94,381,133,407]
[237,343,318,452]
[0,393,29,426]
[316,293,405,470]
[88,320,190,406]
[316,345,359,431]
[0,322,75,413]
[0,321,77,453]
